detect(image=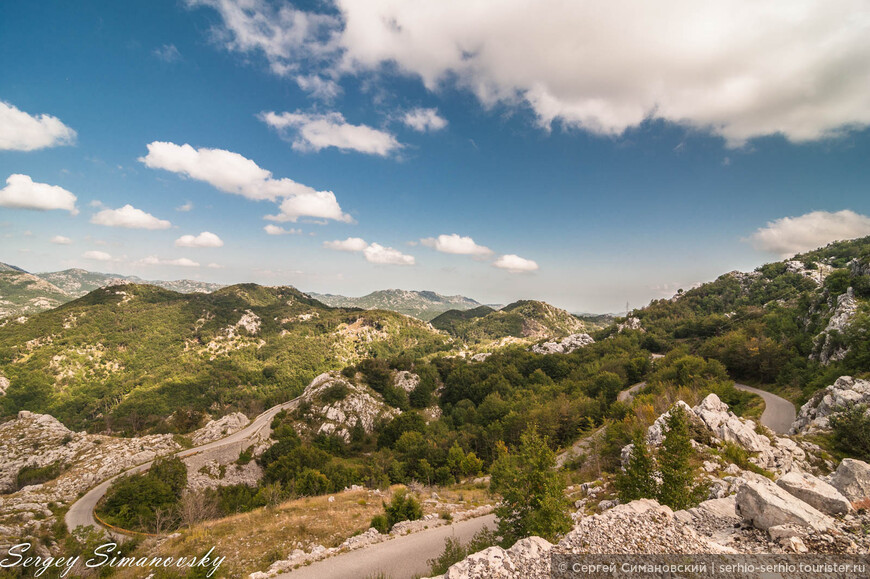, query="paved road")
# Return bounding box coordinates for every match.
[733,383,795,434]
[65,396,302,538]
[278,515,497,579]
[617,381,646,403]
